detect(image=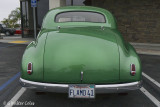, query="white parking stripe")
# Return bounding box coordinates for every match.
[140,87,160,107]
[142,72,160,88]
[4,88,26,107]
